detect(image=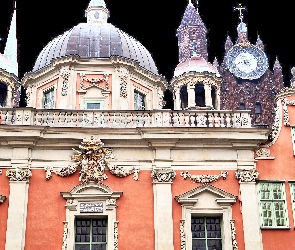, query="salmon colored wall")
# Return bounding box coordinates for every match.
[75,74,112,109]
[0,170,10,250]
[257,97,295,249]
[172,170,245,250]
[36,79,58,108]
[24,169,154,250]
